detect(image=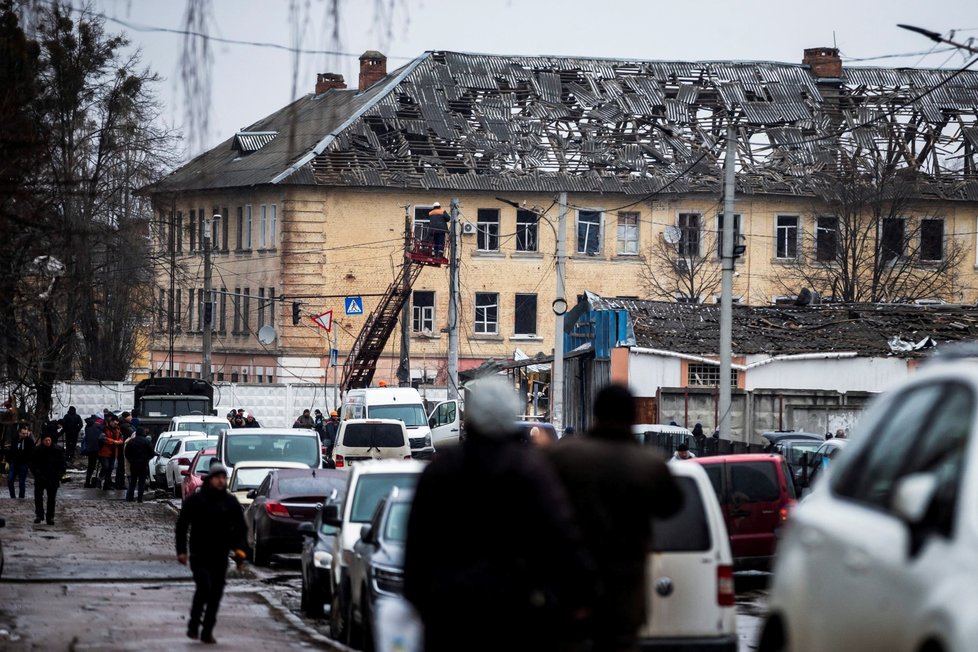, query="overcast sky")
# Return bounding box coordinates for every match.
[90,0,977,159]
